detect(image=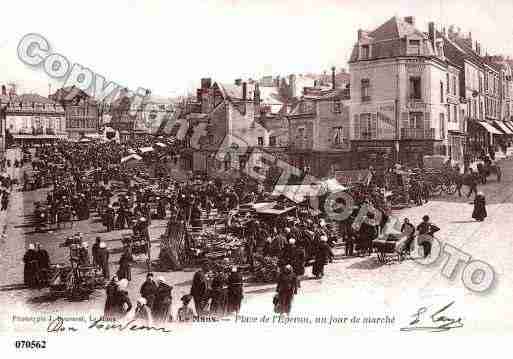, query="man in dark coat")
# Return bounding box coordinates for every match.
[98,242,110,279]
[472,192,487,221]
[92,237,101,266]
[190,267,209,316]
[416,215,440,257]
[112,279,132,320]
[104,275,119,318]
[117,247,133,281]
[209,269,228,316]
[153,277,173,323]
[227,266,243,314]
[140,272,158,310]
[35,243,50,285]
[78,242,90,266]
[293,245,306,277]
[359,213,378,256]
[23,244,39,287]
[312,236,334,278]
[104,205,115,232]
[275,265,300,315]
